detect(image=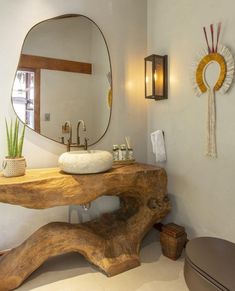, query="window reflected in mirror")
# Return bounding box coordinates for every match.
[12,70,40,131]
